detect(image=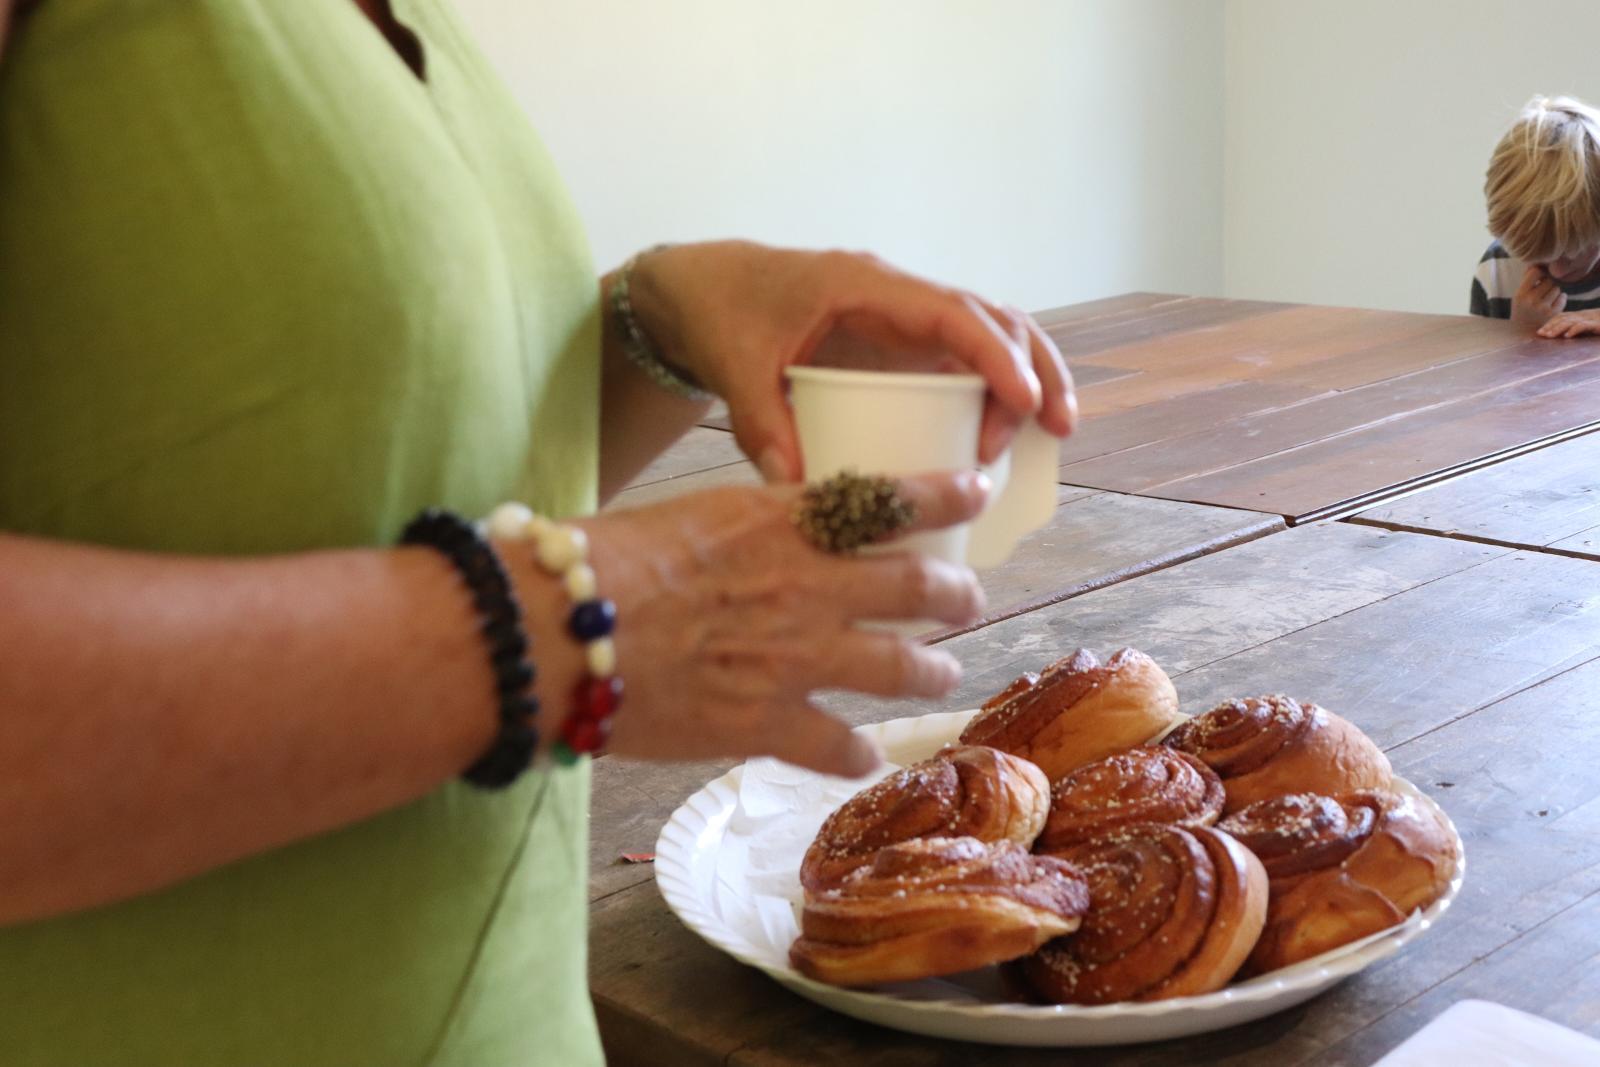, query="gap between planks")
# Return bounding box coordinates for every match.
[1285,418,1600,525]
[1346,516,1600,562]
[664,414,1600,529]
[1376,651,1600,756]
[1141,419,1600,529]
[1122,399,1600,525]
[624,458,747,493]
